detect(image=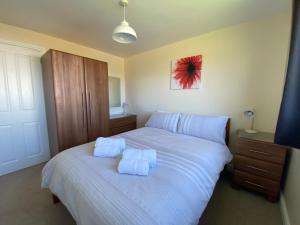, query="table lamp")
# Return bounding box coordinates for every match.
[122,102,129,115]
[244,110,257,133]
